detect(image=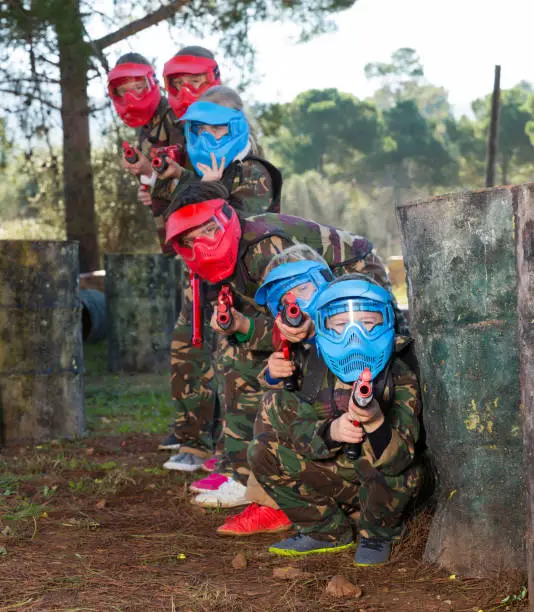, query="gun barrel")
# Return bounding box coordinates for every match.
[217,310,233,330]
[122,141,138,164]
[152,155,169,174]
